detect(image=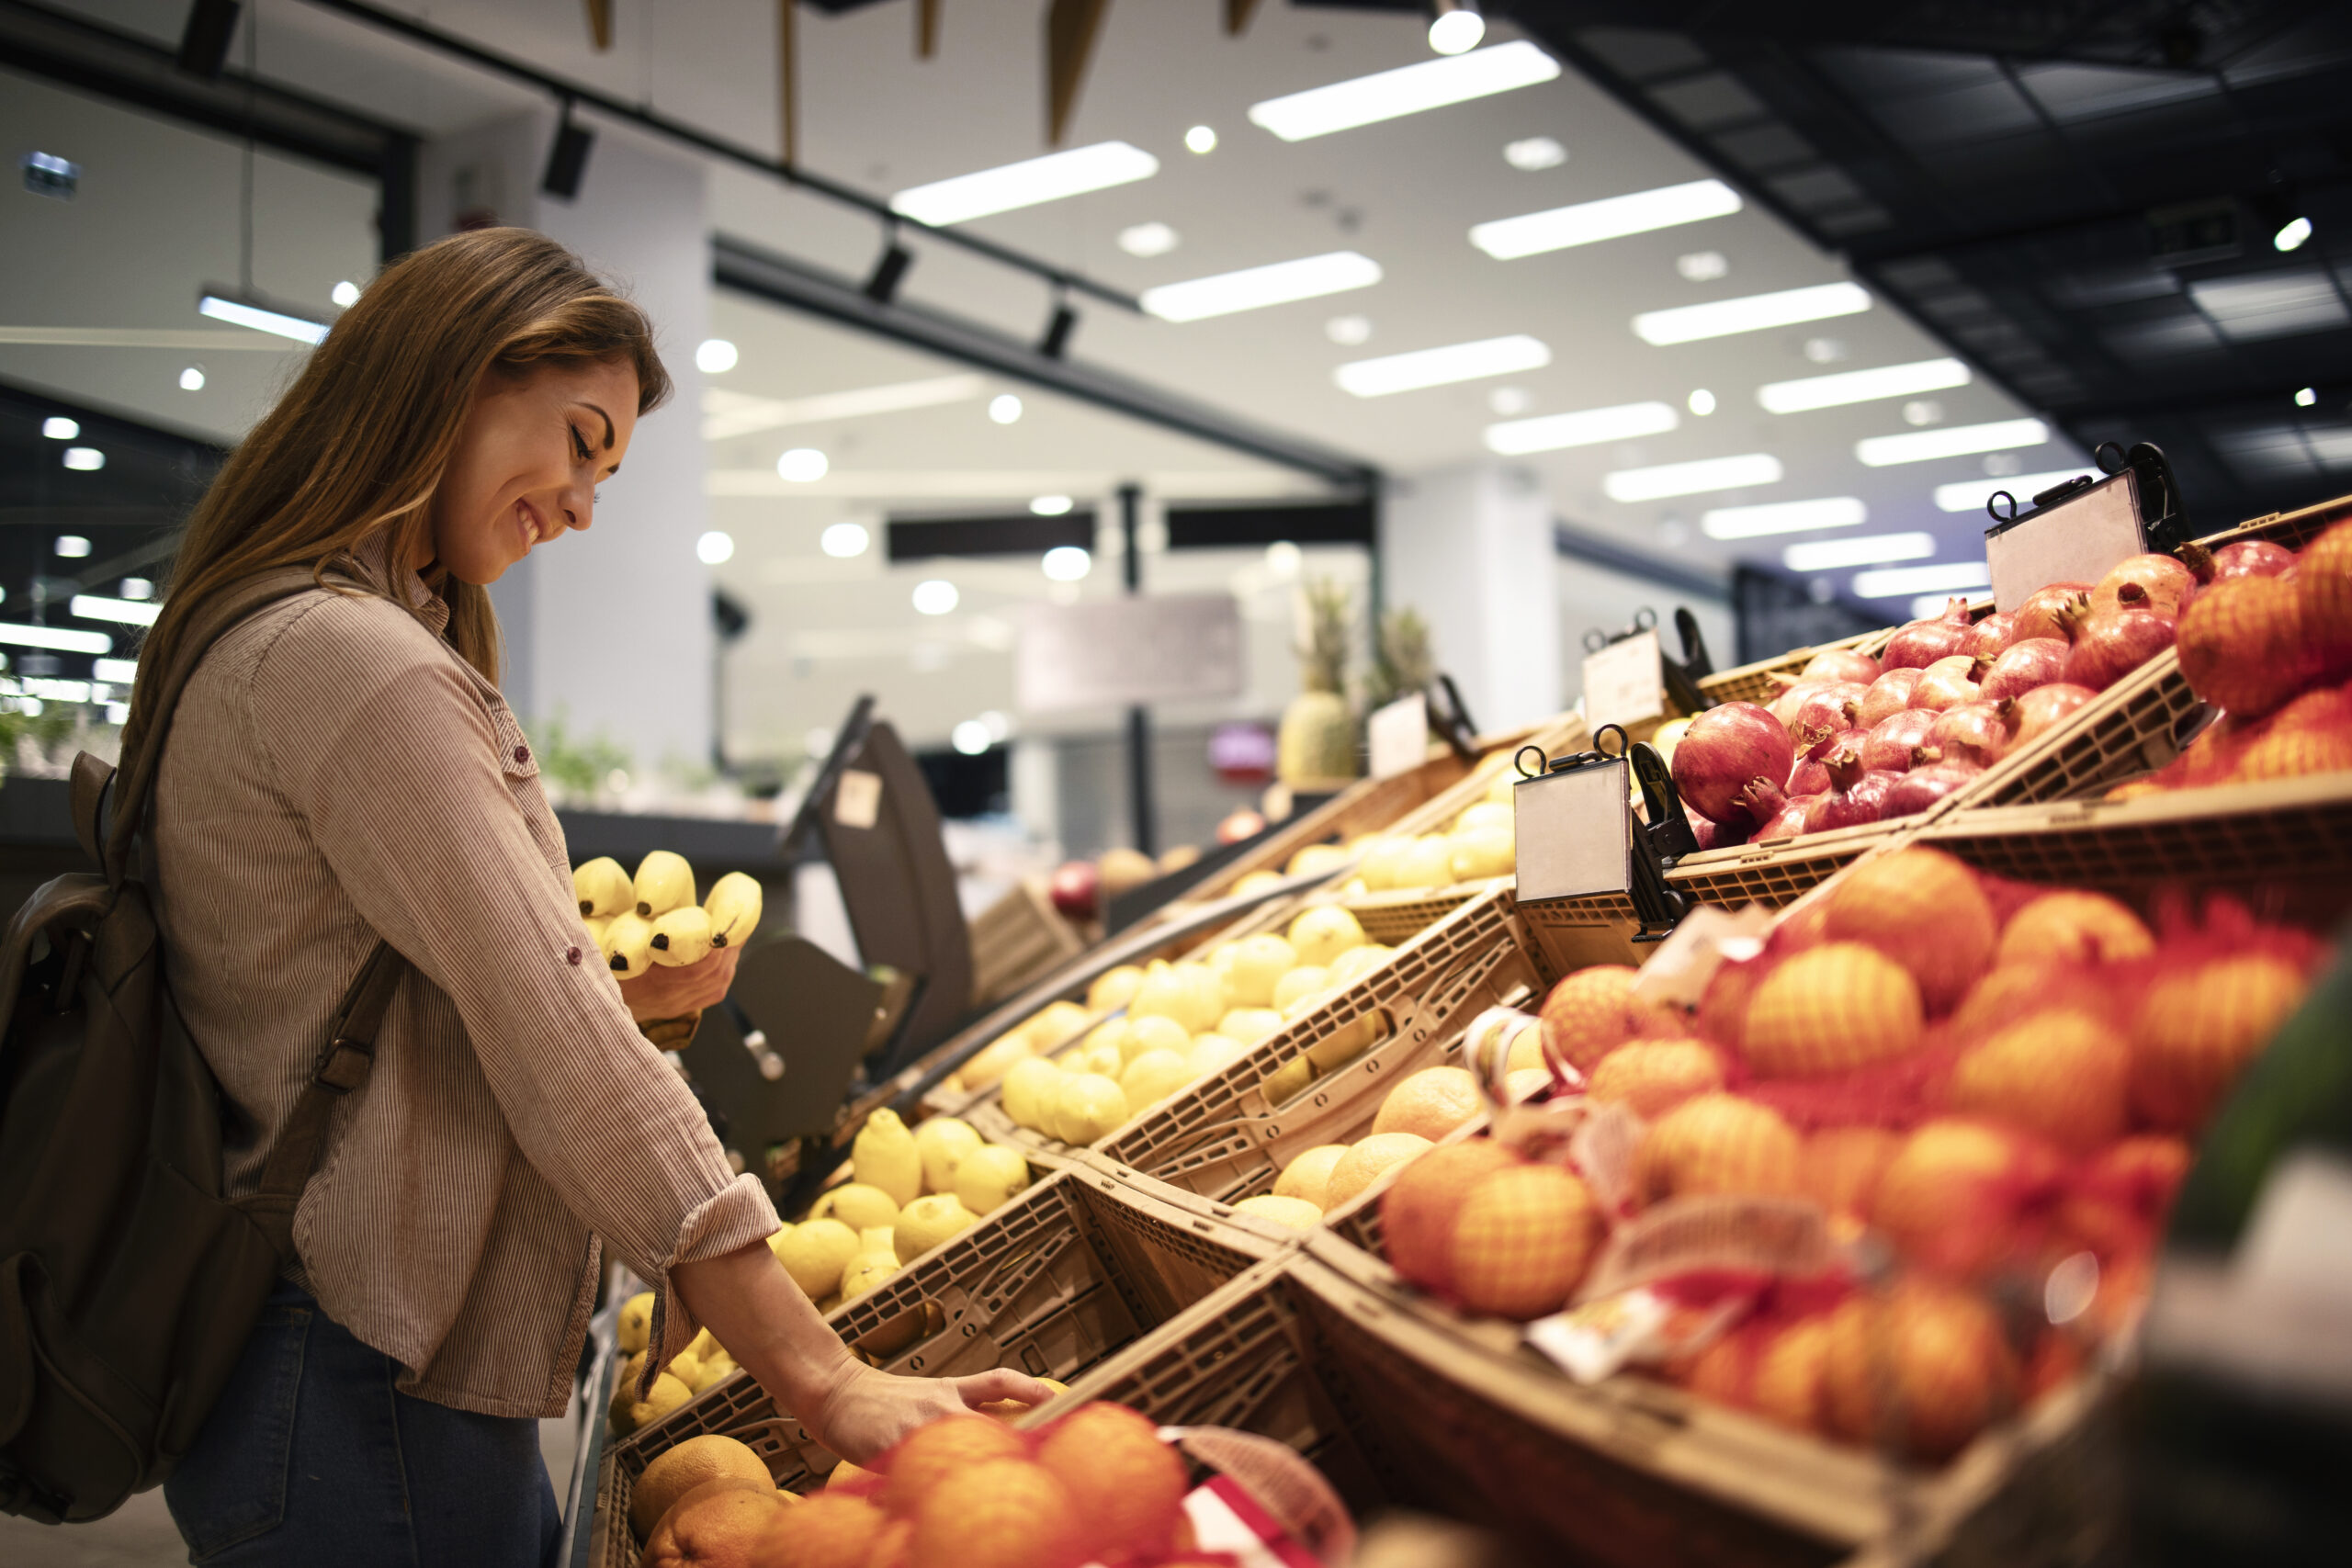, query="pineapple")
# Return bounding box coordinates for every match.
[1277,579,1360,784]
[1363,606,1434,714]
